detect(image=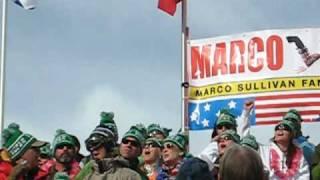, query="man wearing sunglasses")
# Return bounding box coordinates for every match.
[157,132,188,180]
[46,129,80,179]
[141,137,163,180]
[120,127,148,180]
